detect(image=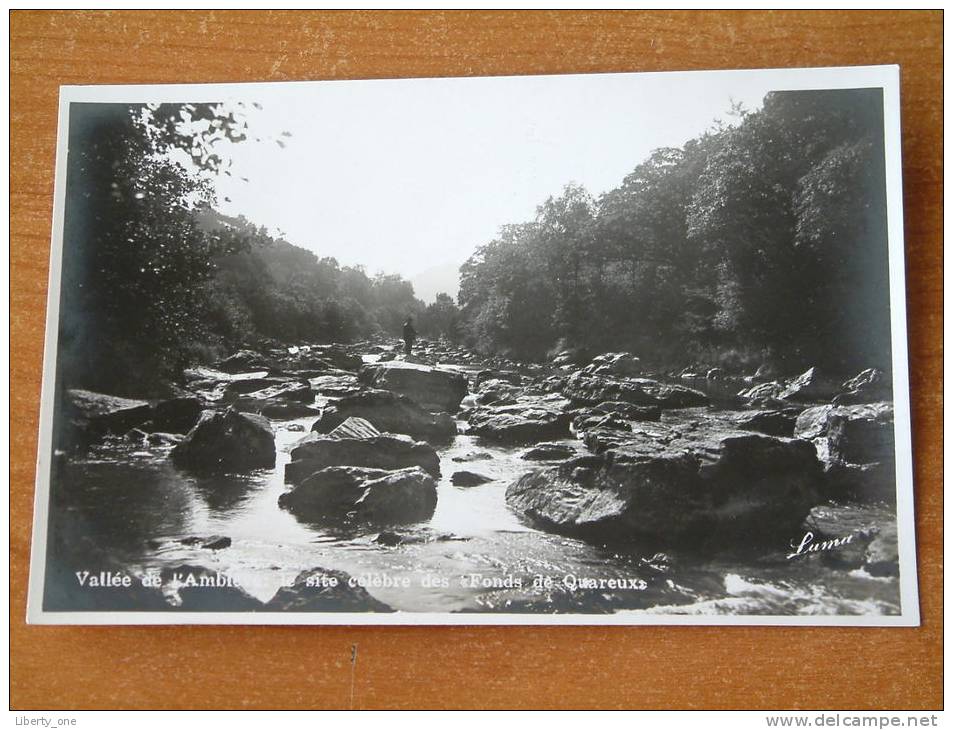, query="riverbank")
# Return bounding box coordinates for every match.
[43,338,900,615]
